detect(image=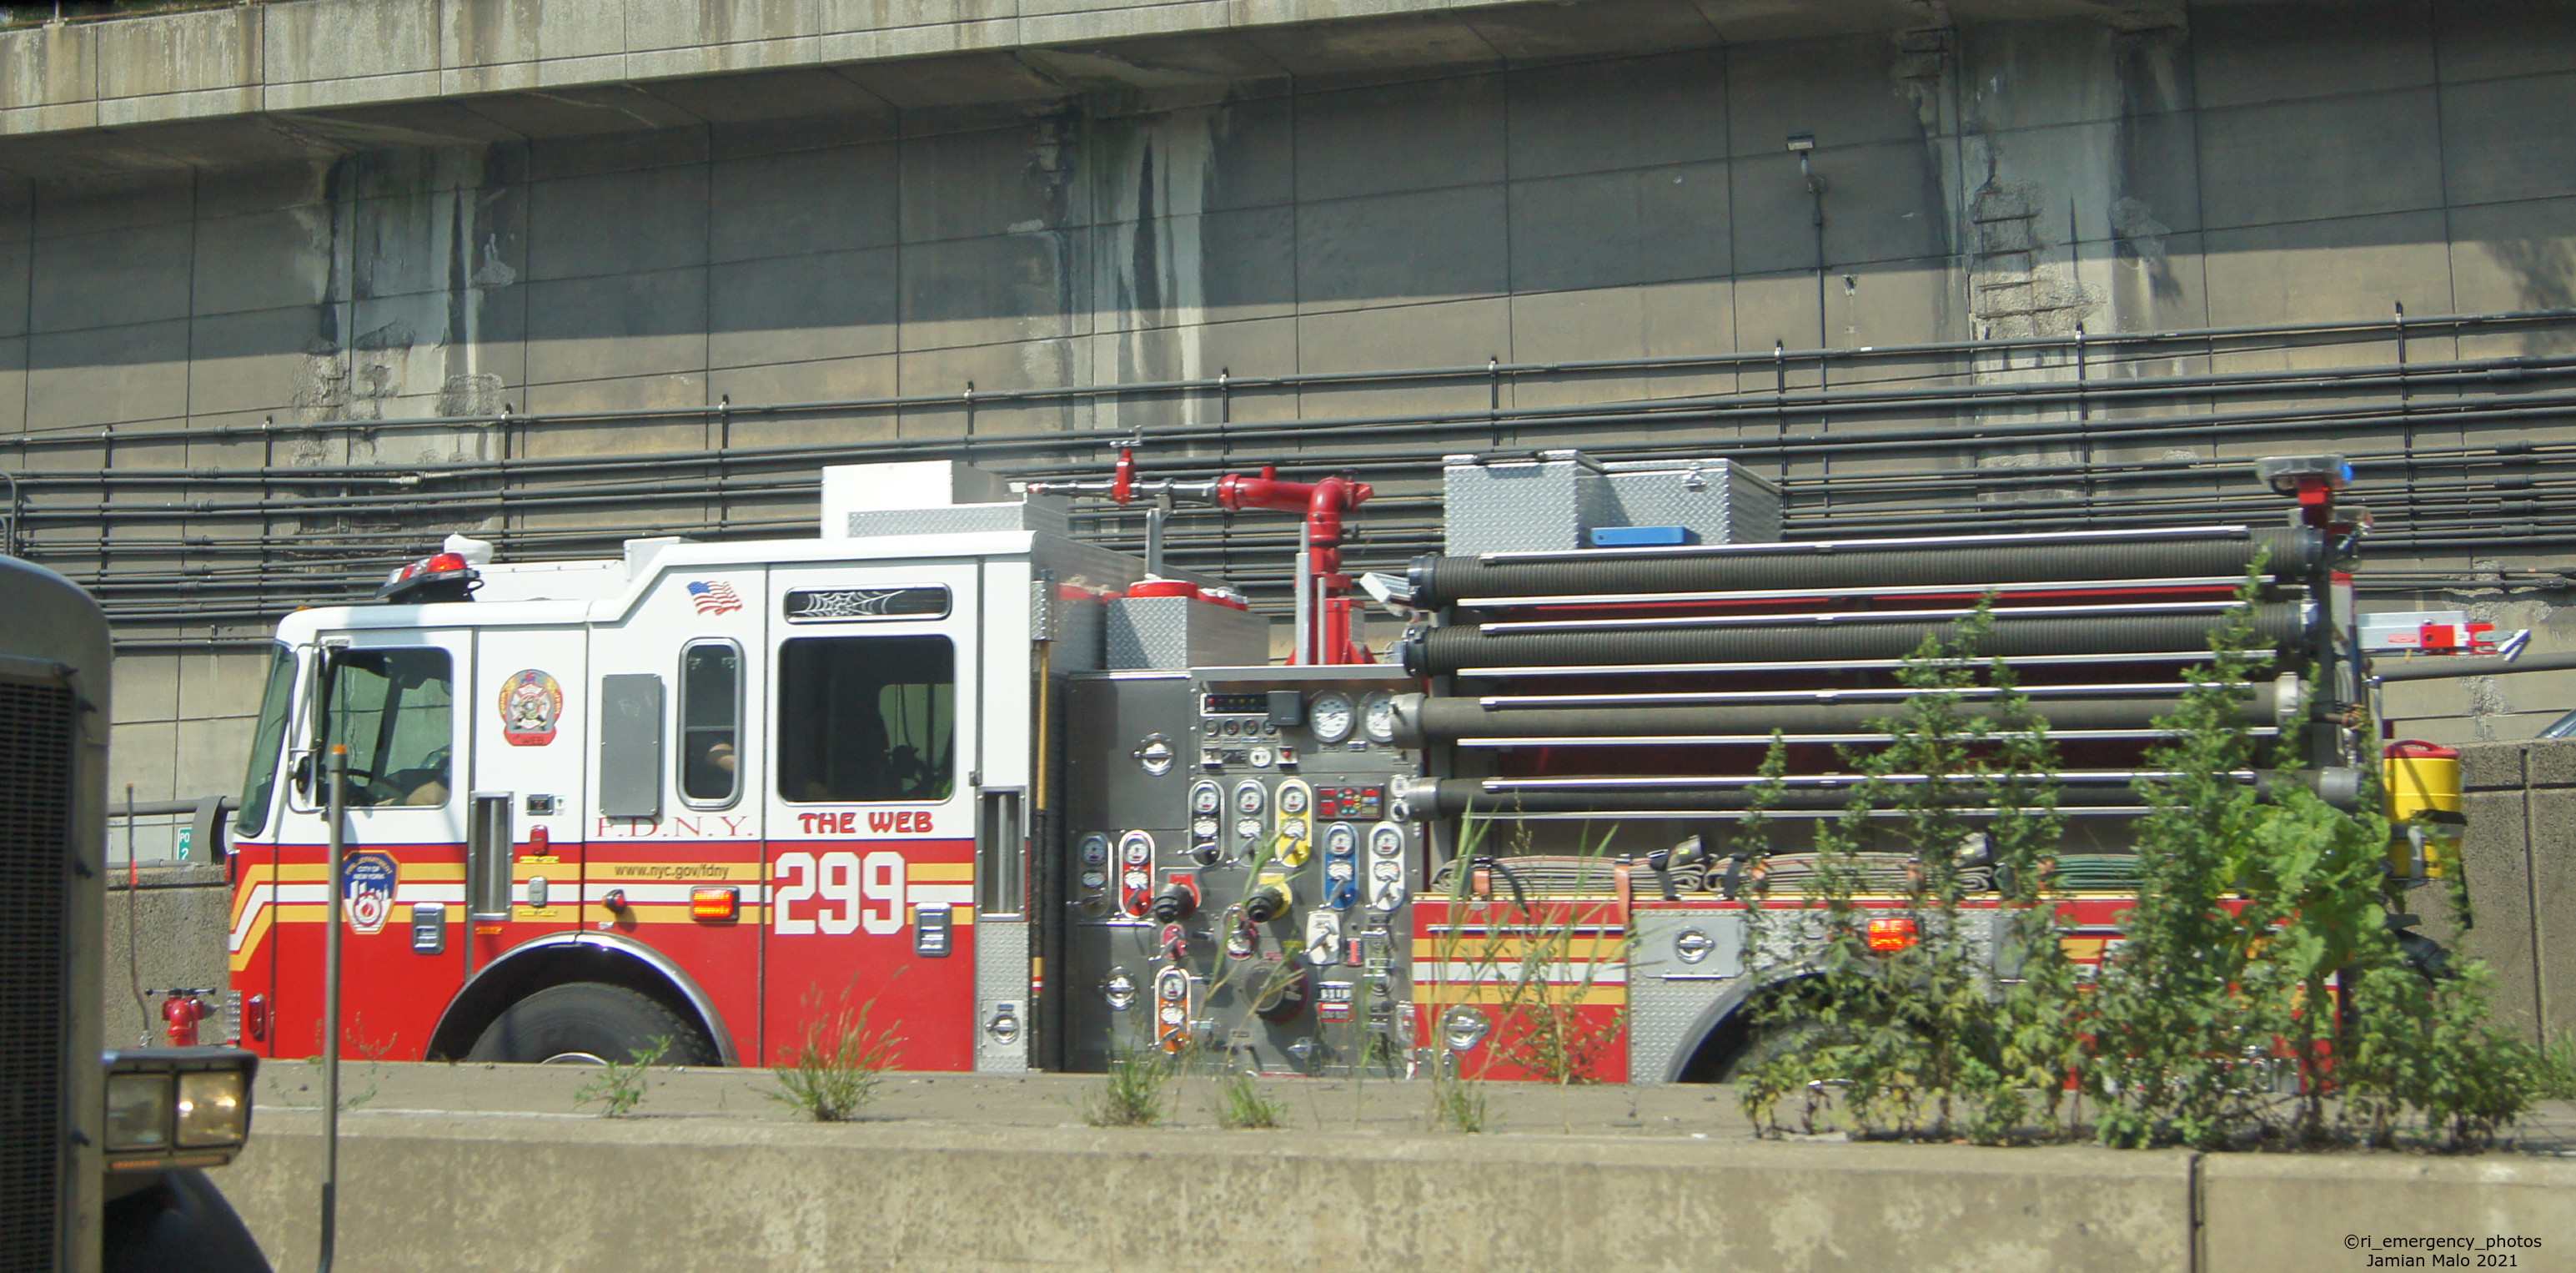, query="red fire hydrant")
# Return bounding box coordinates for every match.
[161,990,213,1047]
